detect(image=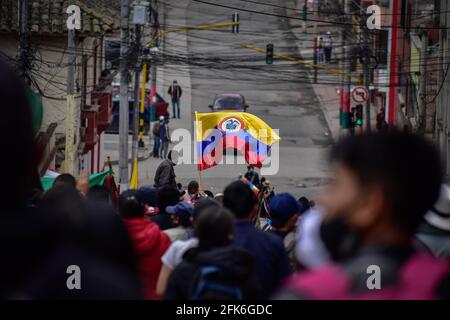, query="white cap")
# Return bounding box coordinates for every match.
[159,115,164,121]
[424,184,450,231]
